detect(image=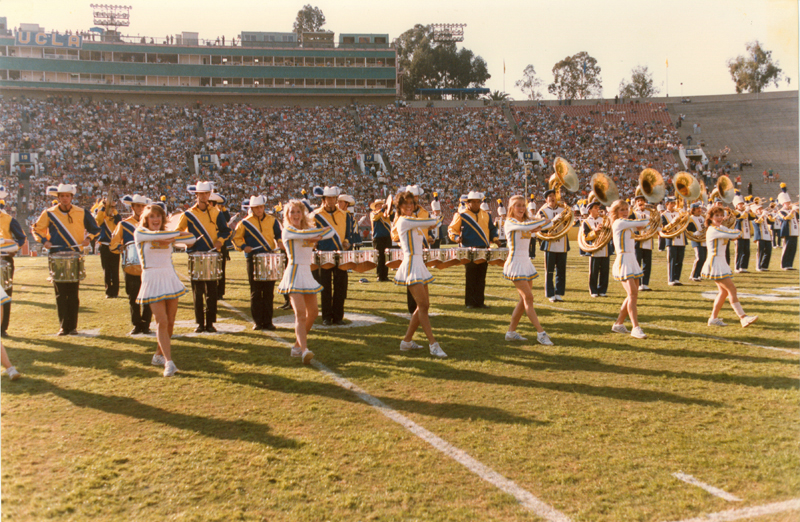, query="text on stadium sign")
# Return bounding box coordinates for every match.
[15,31,83,49]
